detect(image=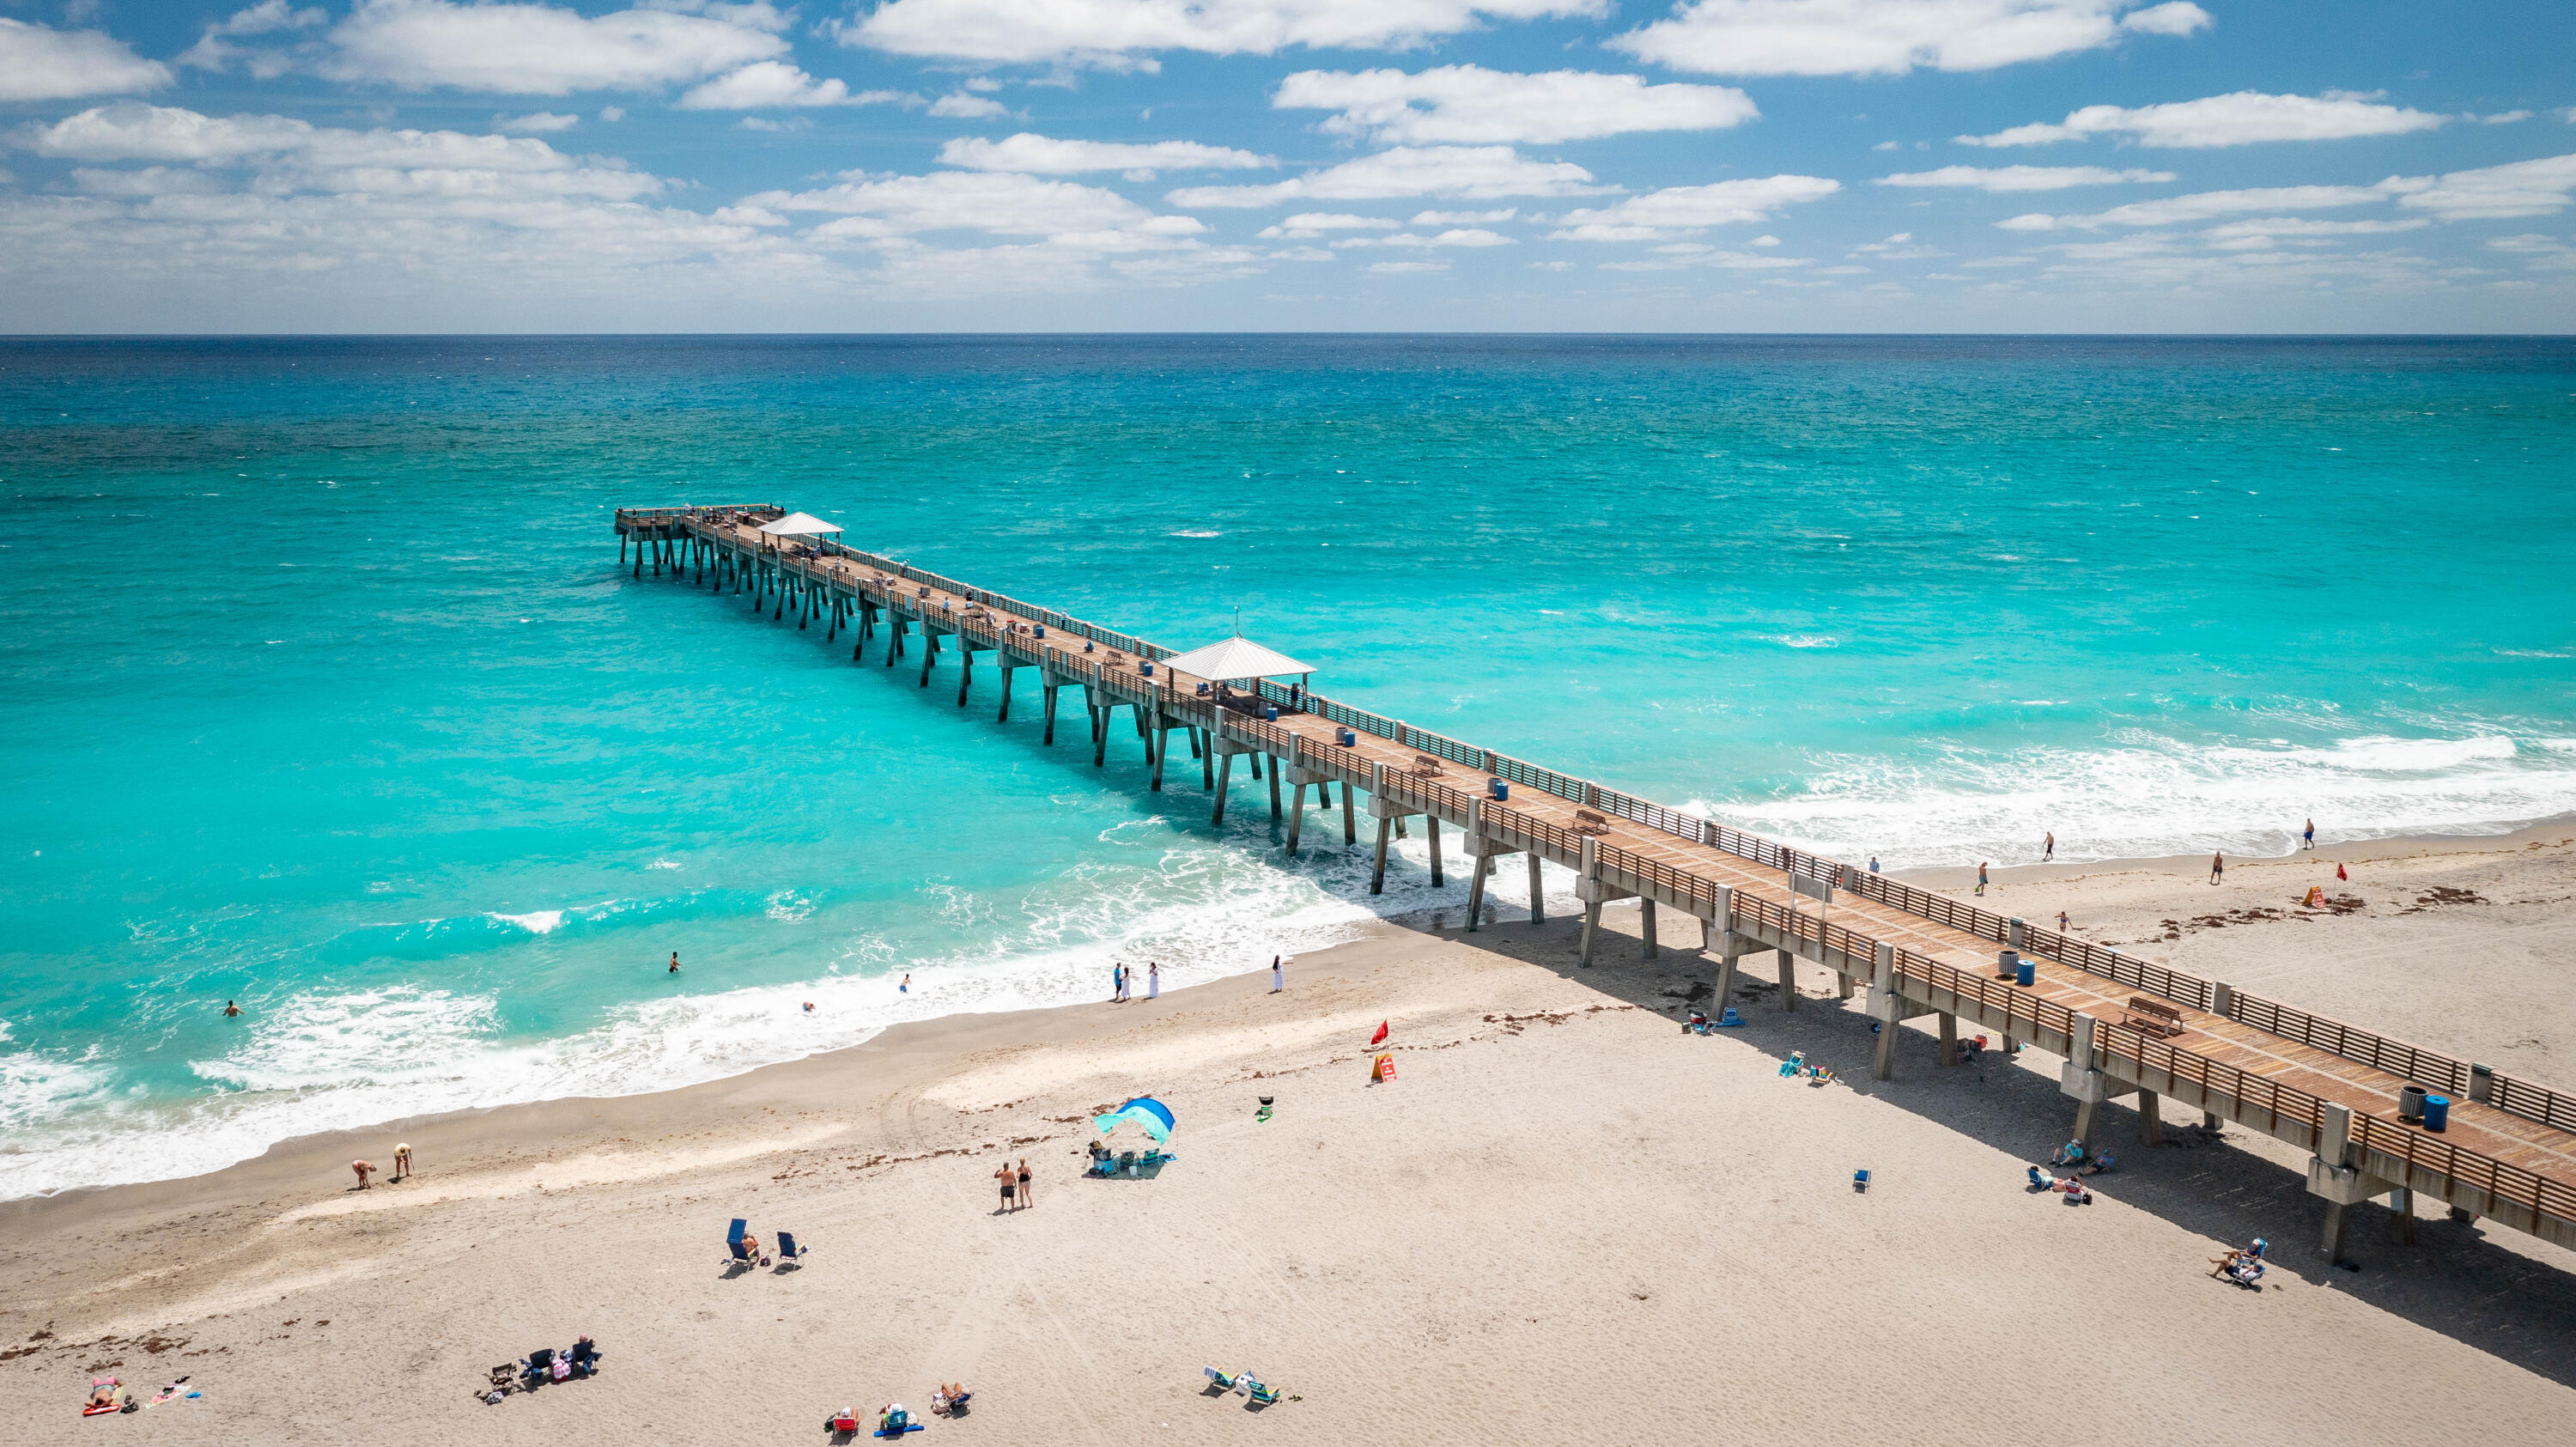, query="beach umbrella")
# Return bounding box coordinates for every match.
[1093,1097,1176,1143]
